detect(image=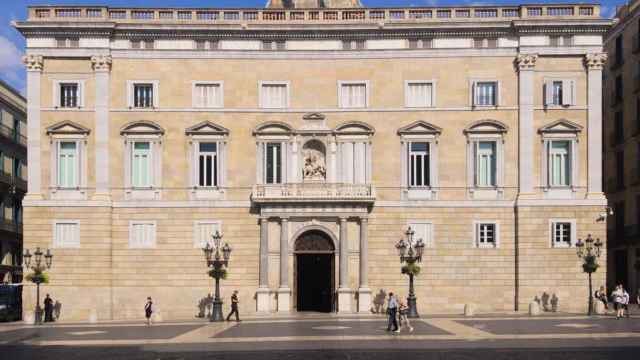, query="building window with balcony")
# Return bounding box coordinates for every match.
[127,81,159,109]
[46,121,89,199]
[264,142,282,184]
[53,80,84,108]
[338,81,368,108]
[53,221,80,248]
[399,121,441,200]
[197,143,218,188]
[405,81,435,108]
[539,120,581,197]
[192,82,223,108]
[474,221,499,248]
[550,220,576,248]
[129,221,156,249]
[186,121,228,200]
[254,122,293,186]
[465,120,506,199]
[471,80,499,107]
[122,121,164,200]
[259,81,289,109]
[544,79,576,107]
